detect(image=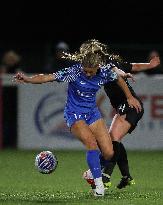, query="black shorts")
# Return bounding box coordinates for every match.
[116,99,144,133]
